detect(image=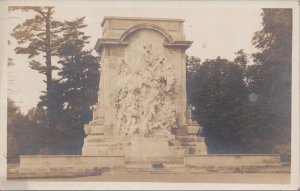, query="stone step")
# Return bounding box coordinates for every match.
[125,164,186,169]
[115,163,288,174]
[117,165,191,174]
[175,136,205,142]
[124,161,184,166]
